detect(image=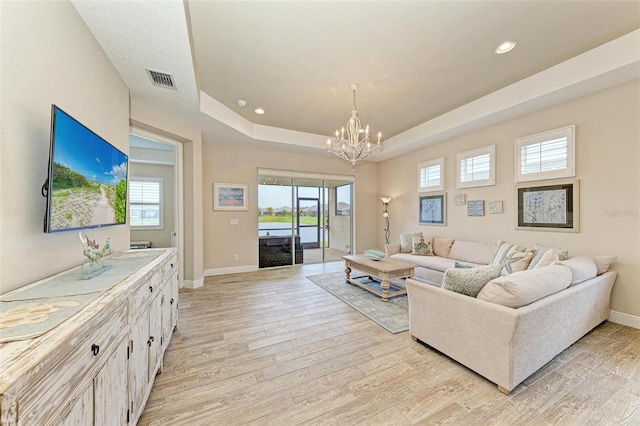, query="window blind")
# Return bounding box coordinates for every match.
[460,154,491,182]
